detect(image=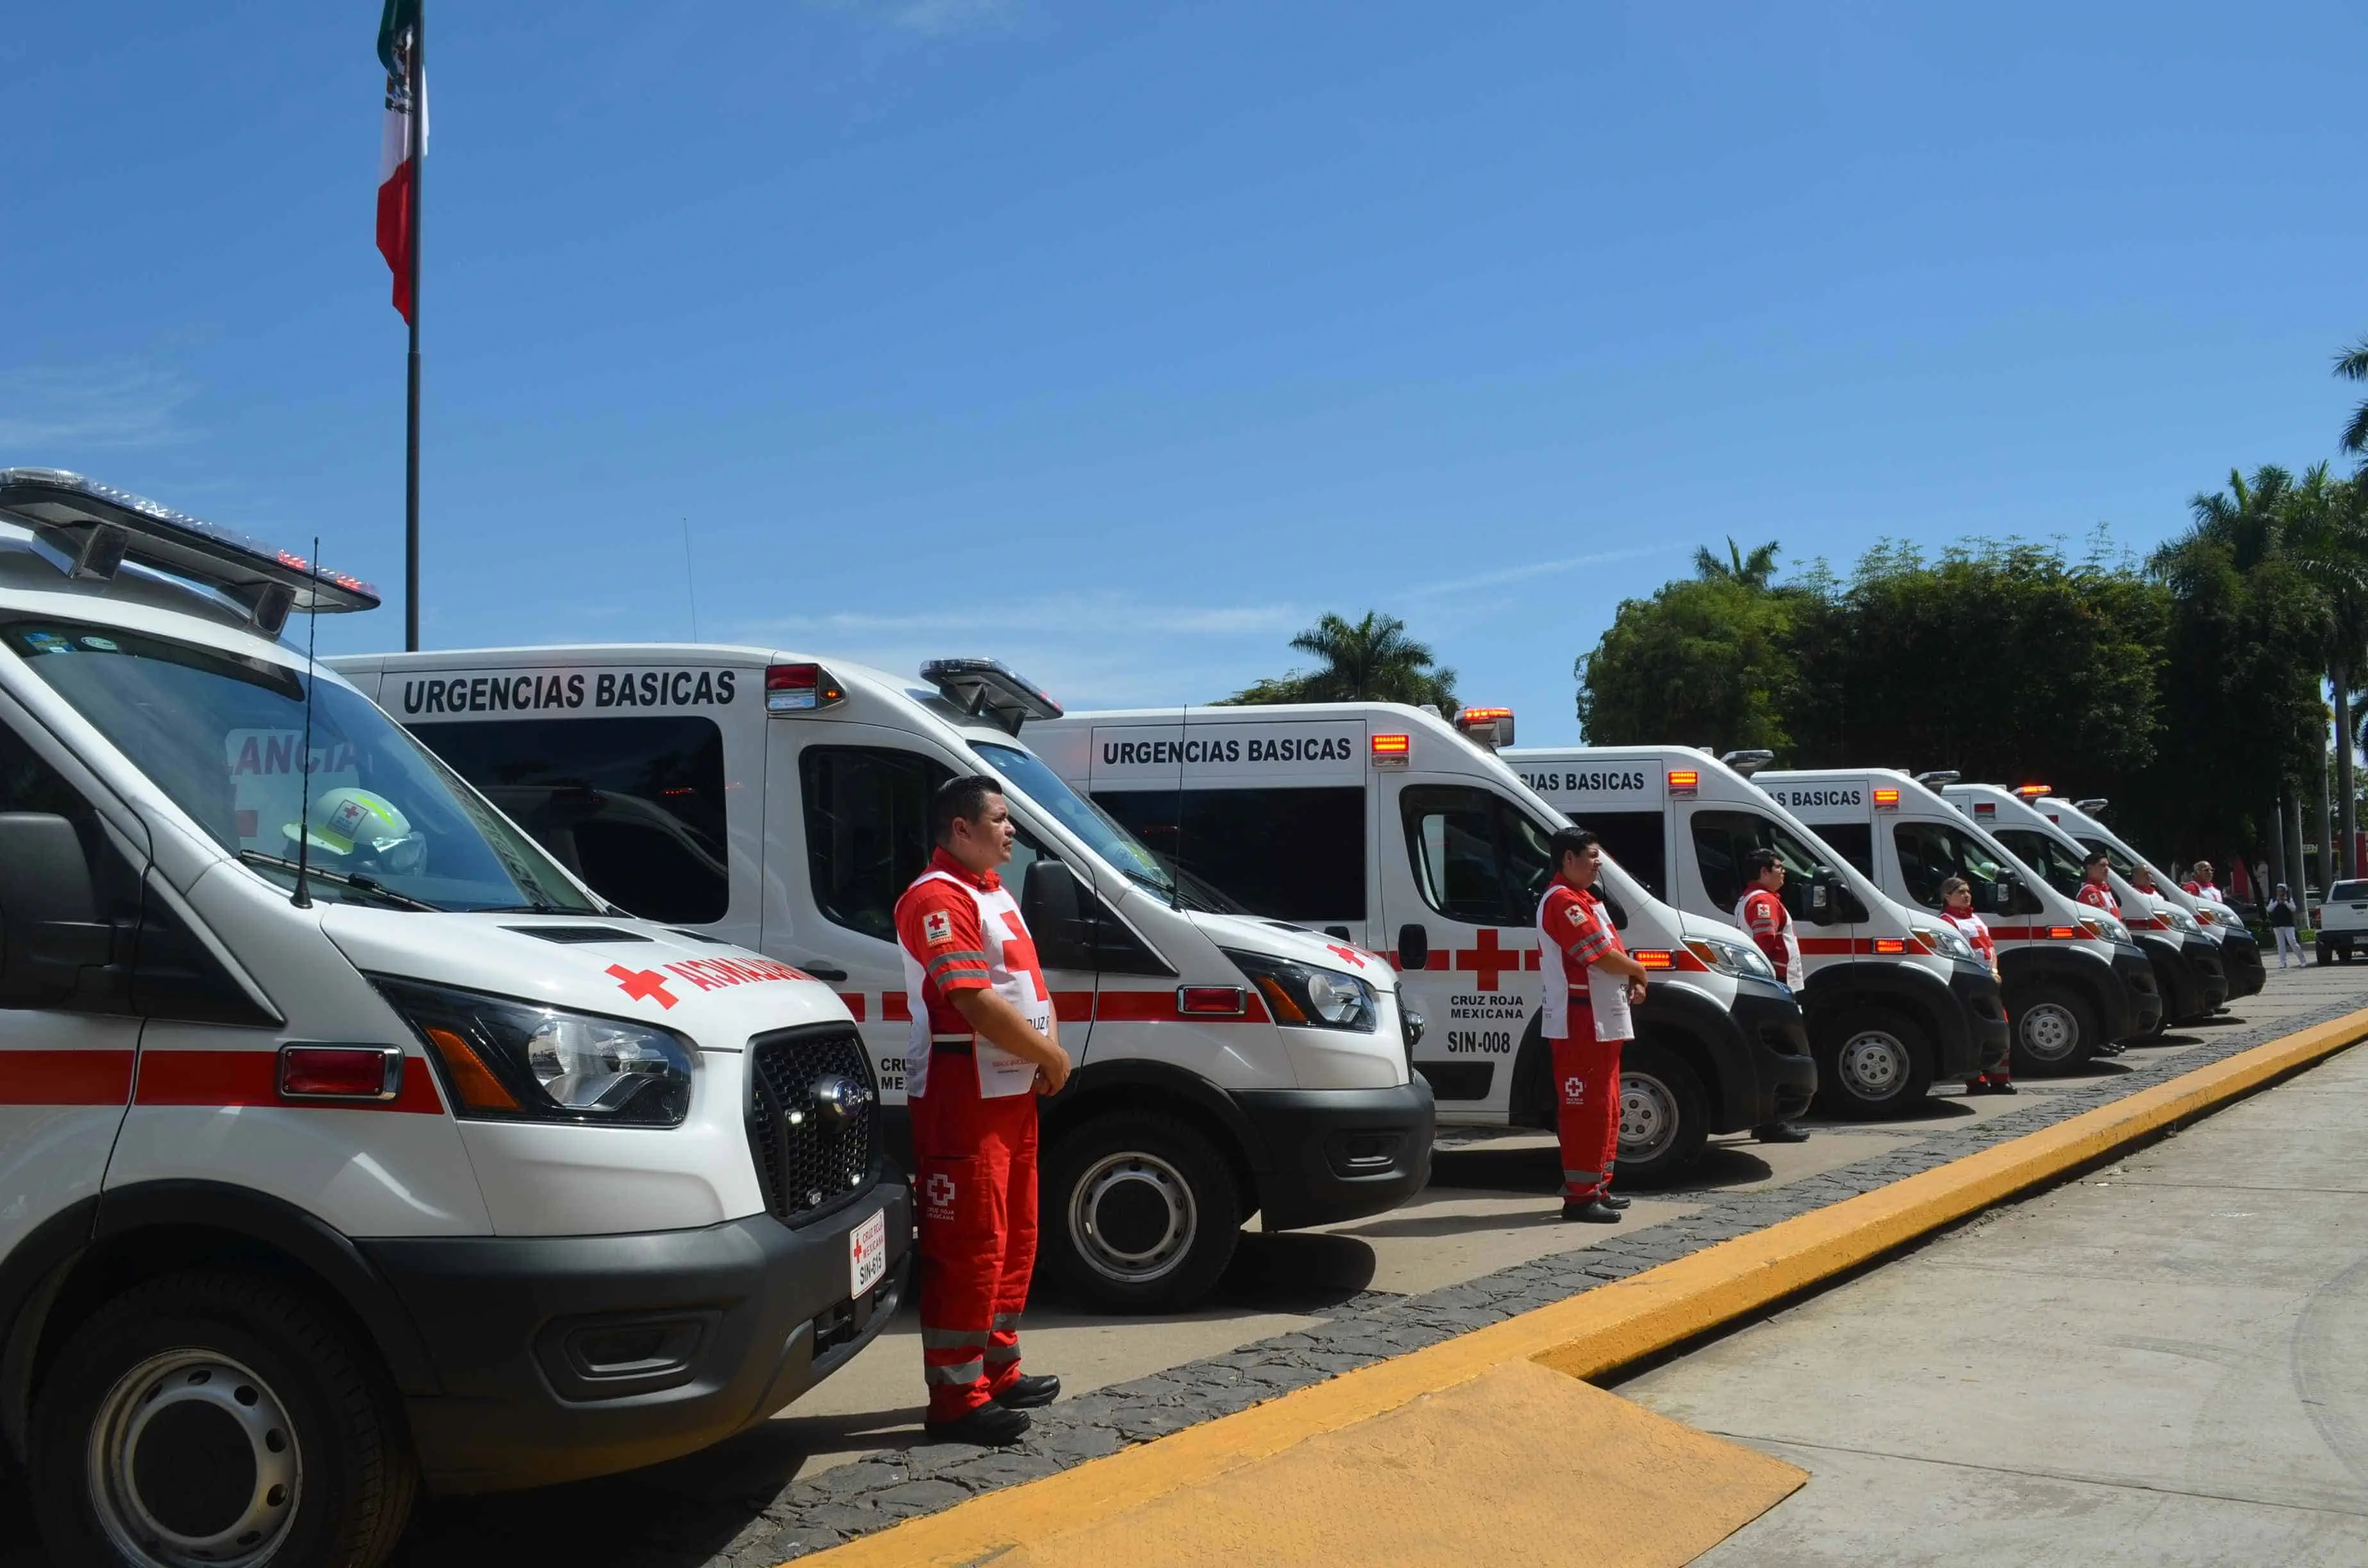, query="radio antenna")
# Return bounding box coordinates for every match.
[681,517,700,642]
[291,536,320,910]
